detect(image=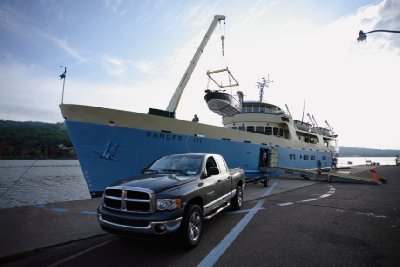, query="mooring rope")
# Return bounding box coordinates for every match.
[0,159,38,199]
